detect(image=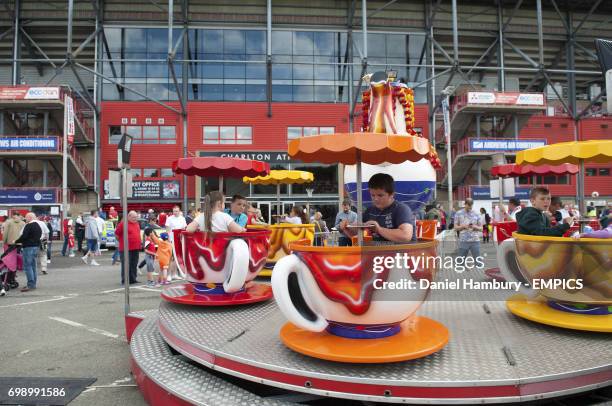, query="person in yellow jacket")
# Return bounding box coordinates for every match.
[2,212,25,249]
